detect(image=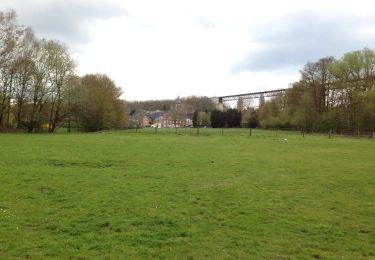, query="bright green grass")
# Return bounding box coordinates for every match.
[0,129,374,258]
